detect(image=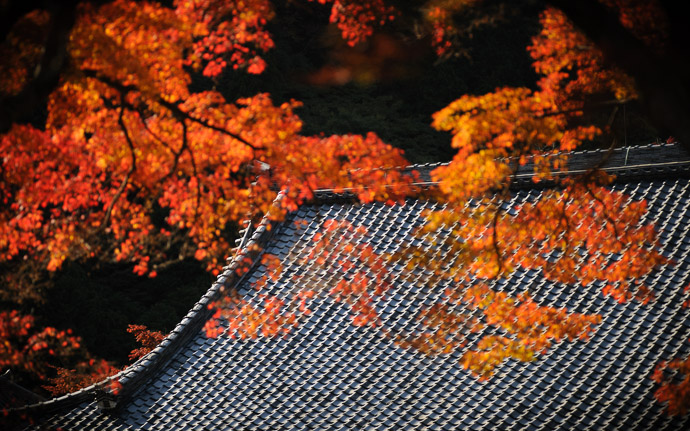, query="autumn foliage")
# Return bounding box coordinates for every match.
[0,310,117,397]
[0,0,413,305]
[199,0,683,414]
[0,310,170,399]
[653,351,690,416]
[1,0,688,417]
[126,324,167,361]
